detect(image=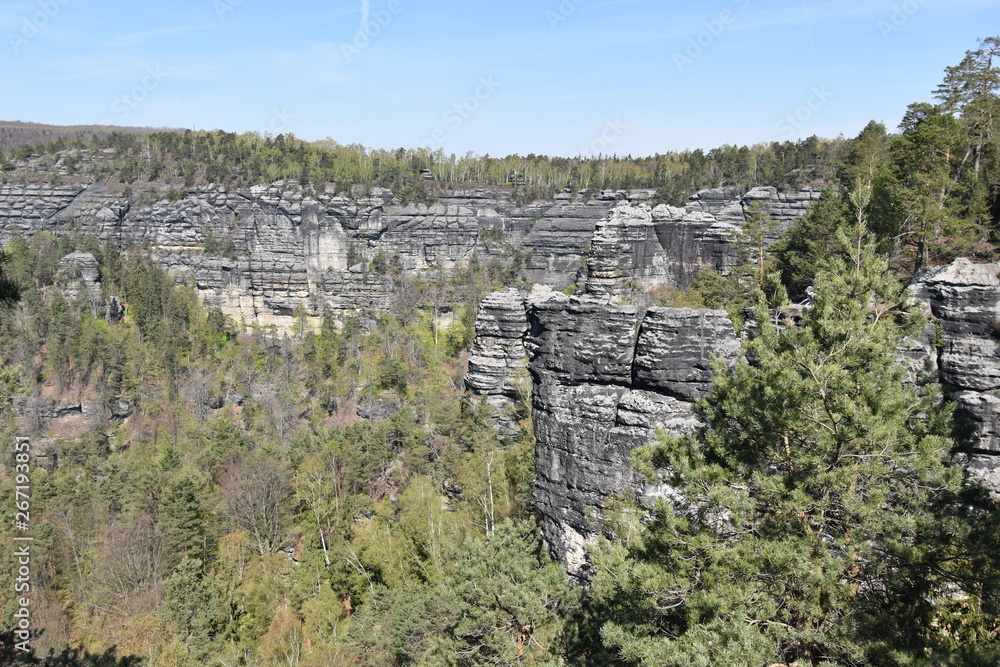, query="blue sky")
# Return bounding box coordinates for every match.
[1,0,998,156]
